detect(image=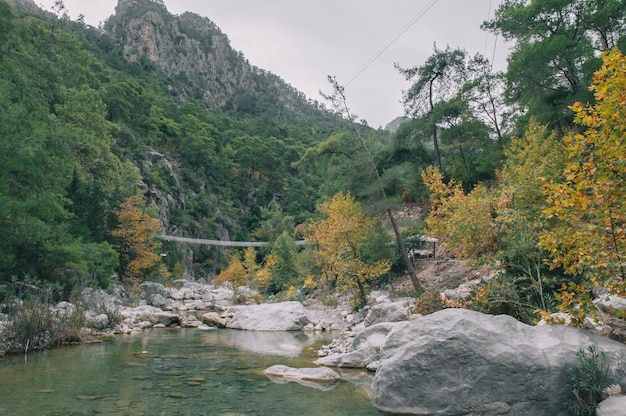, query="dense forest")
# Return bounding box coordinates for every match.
[1,0,625,324]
